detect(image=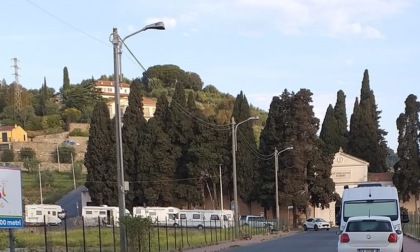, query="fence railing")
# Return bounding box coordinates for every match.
[404,213,420,239]
[1,216,286,251]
